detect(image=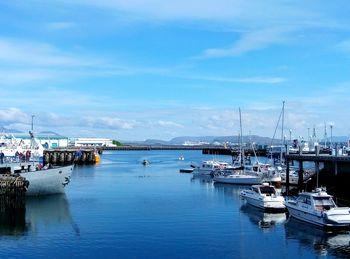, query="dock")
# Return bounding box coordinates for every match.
[43,149,99,165]
[284,145,350,200]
